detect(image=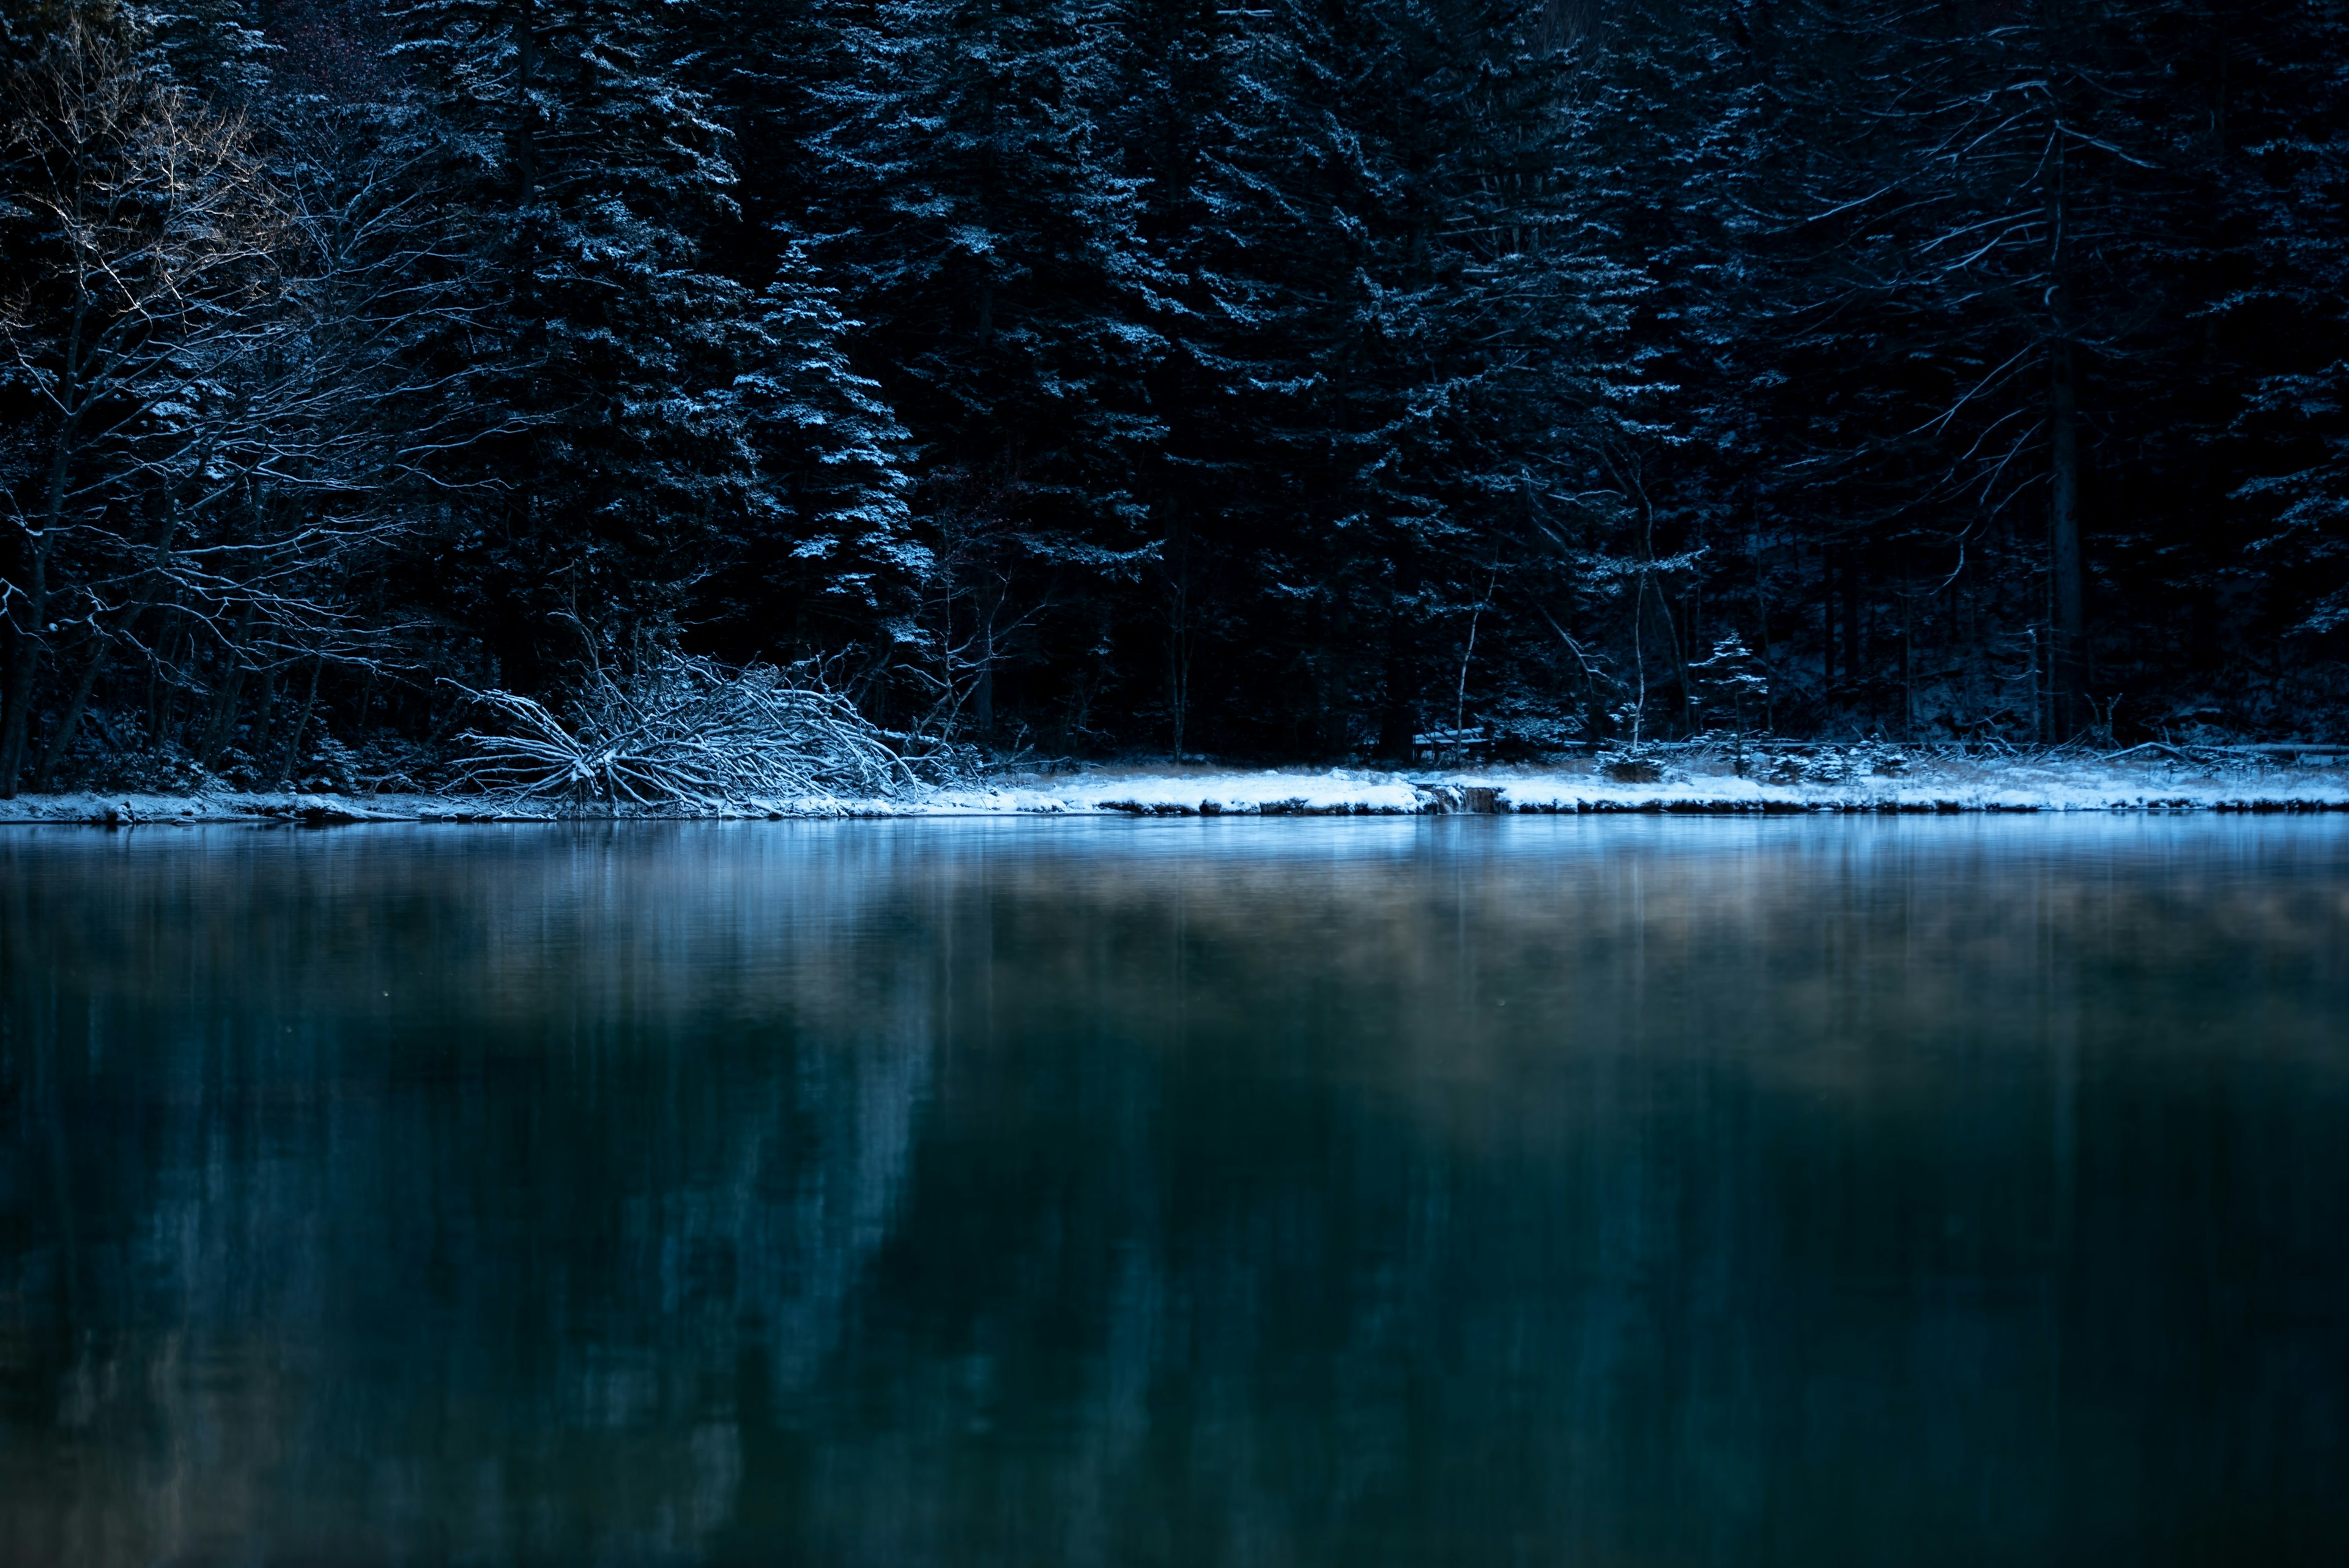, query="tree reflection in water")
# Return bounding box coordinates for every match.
[2,819,2345,1567]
